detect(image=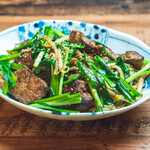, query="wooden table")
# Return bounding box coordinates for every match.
[0,14,150,150]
